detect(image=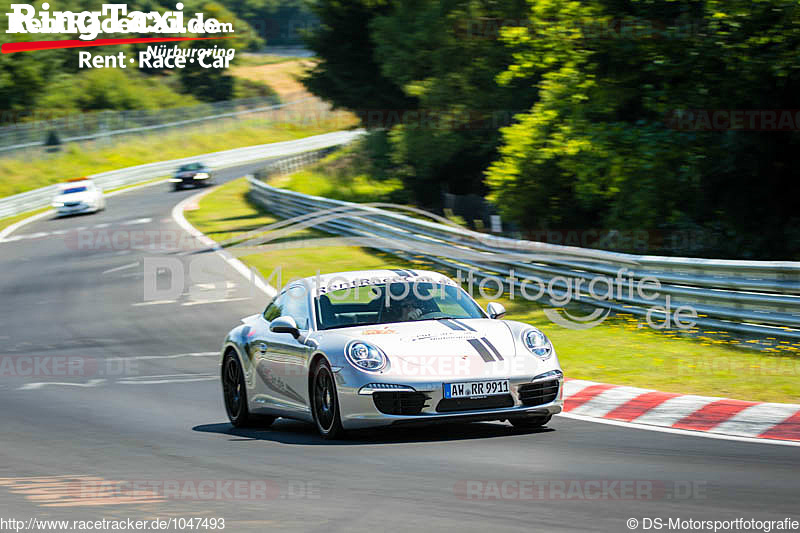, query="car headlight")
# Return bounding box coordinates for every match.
[52,201,64,207]
[194,172,209,179]
[346,341,387,371]
[523,329,552,359]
